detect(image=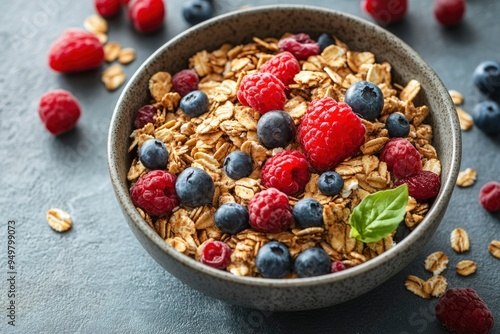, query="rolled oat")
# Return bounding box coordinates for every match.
[456,260,476,276]
[450,228,470,253]
[46,208,72,232]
